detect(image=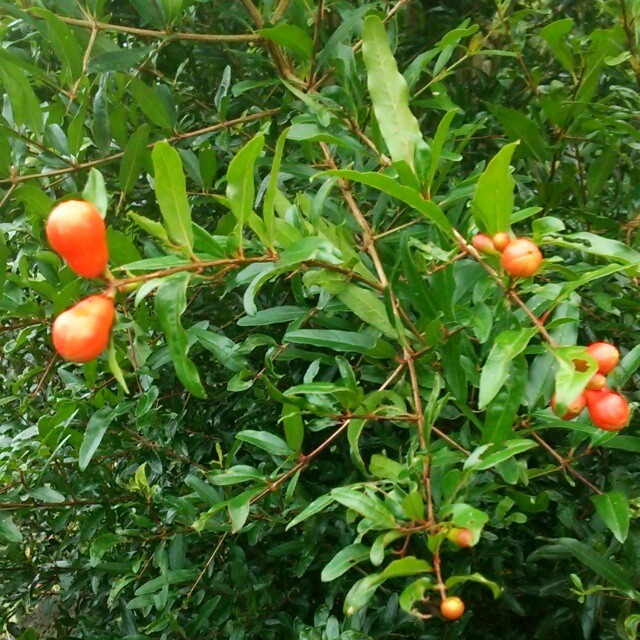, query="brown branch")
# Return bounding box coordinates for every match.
[111,256,275,288]
[184,532,228,602]
[272,0,292,22]
[620,0,640,87]
[530,432,603,495]
[52,15,260,43]
[0,110,279,185]
[251,361,407,506]
[0,498,136,510]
